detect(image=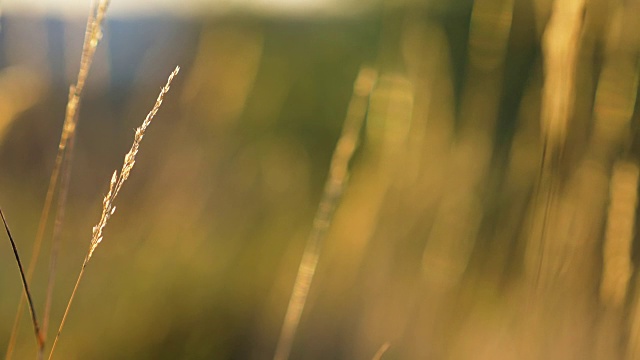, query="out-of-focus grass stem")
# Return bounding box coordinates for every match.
[273,67,378,360]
